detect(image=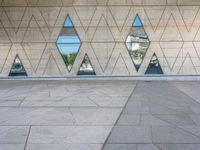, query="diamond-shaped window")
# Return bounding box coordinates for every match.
[125,14,150,71]
[77,54,96,75]
[9,55,27,77]
[56,15,81,72]
[145,53,163,74]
